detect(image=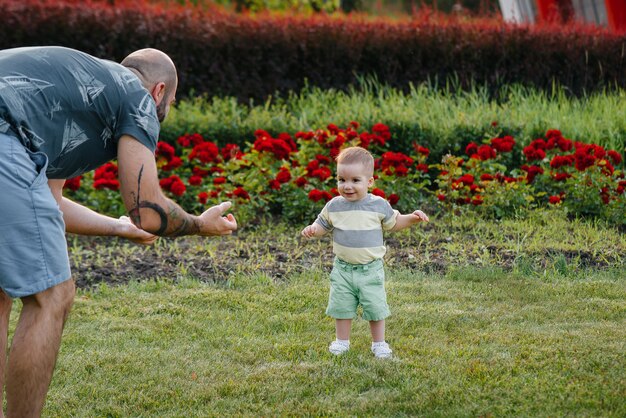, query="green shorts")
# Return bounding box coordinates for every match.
[326,258,390,321]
